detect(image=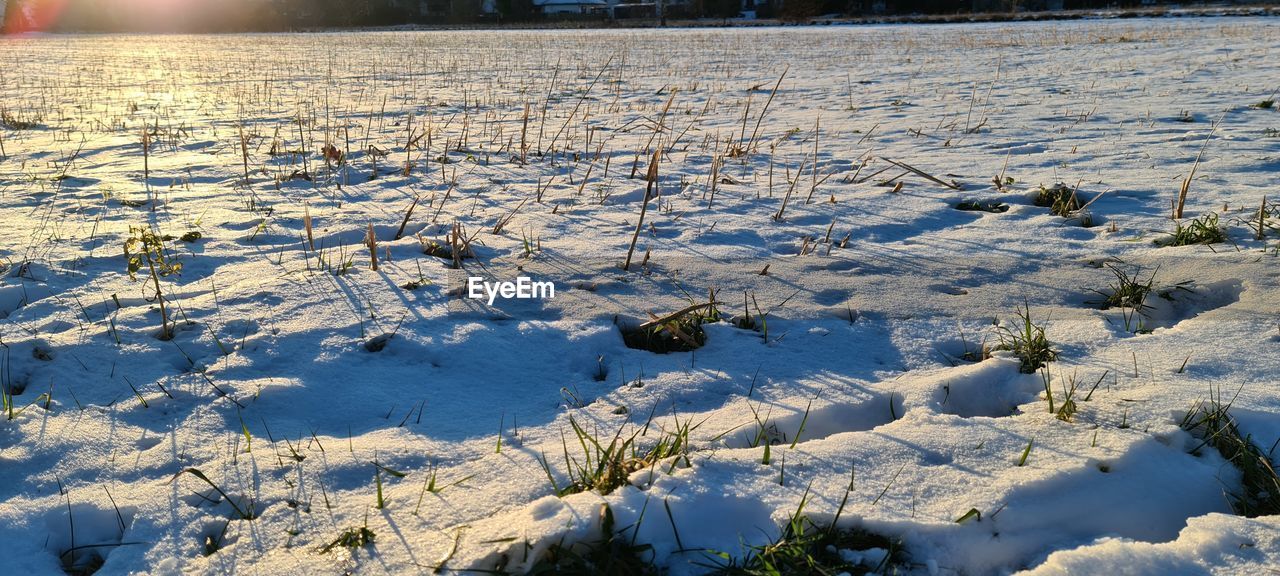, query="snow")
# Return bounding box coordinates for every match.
[1025,514,1280,575]
[1,17,1279,575]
